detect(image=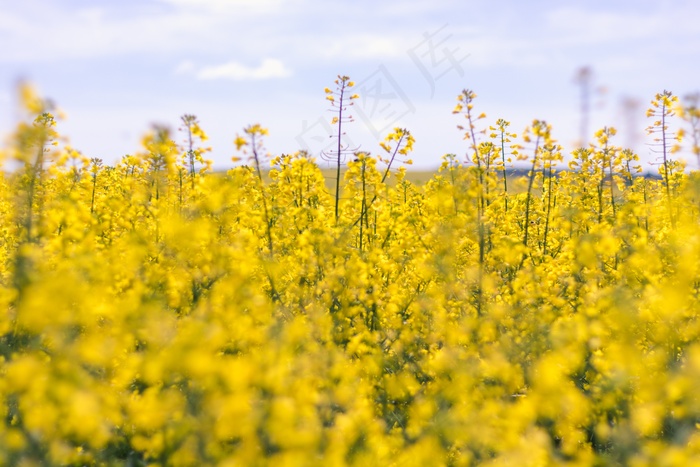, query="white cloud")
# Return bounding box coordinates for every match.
[545,7,658,44]
[0,5,205,62]
[196,58,292,80]
[158,0,288,13]
[174,60,196,75]
[0,0,298,63]
[318,34,405,60]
